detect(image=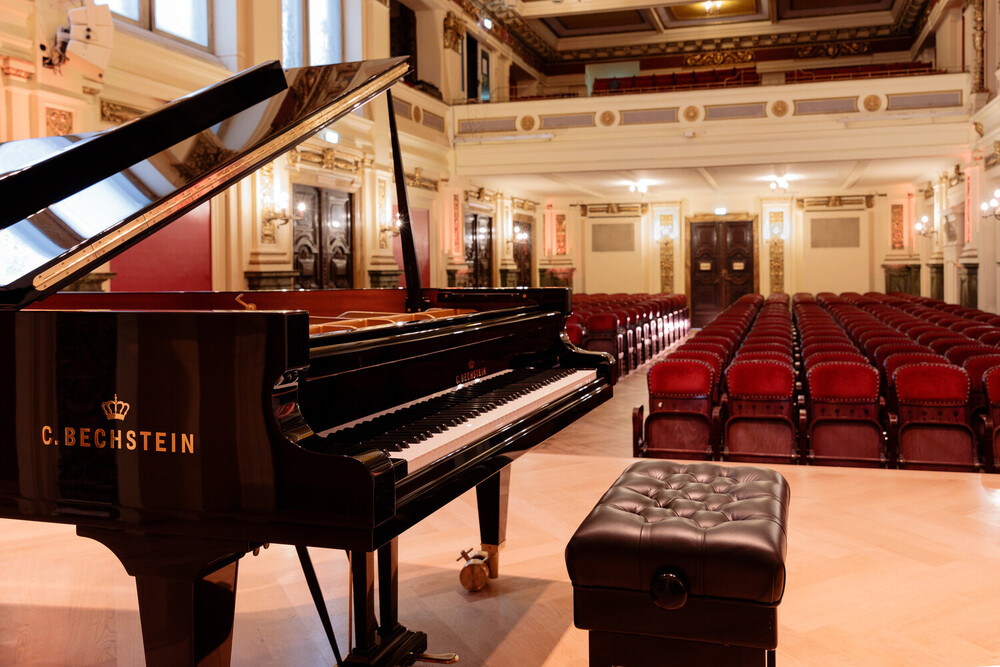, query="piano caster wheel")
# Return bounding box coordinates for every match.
[414,651,459,664]
[456,547,490,592]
